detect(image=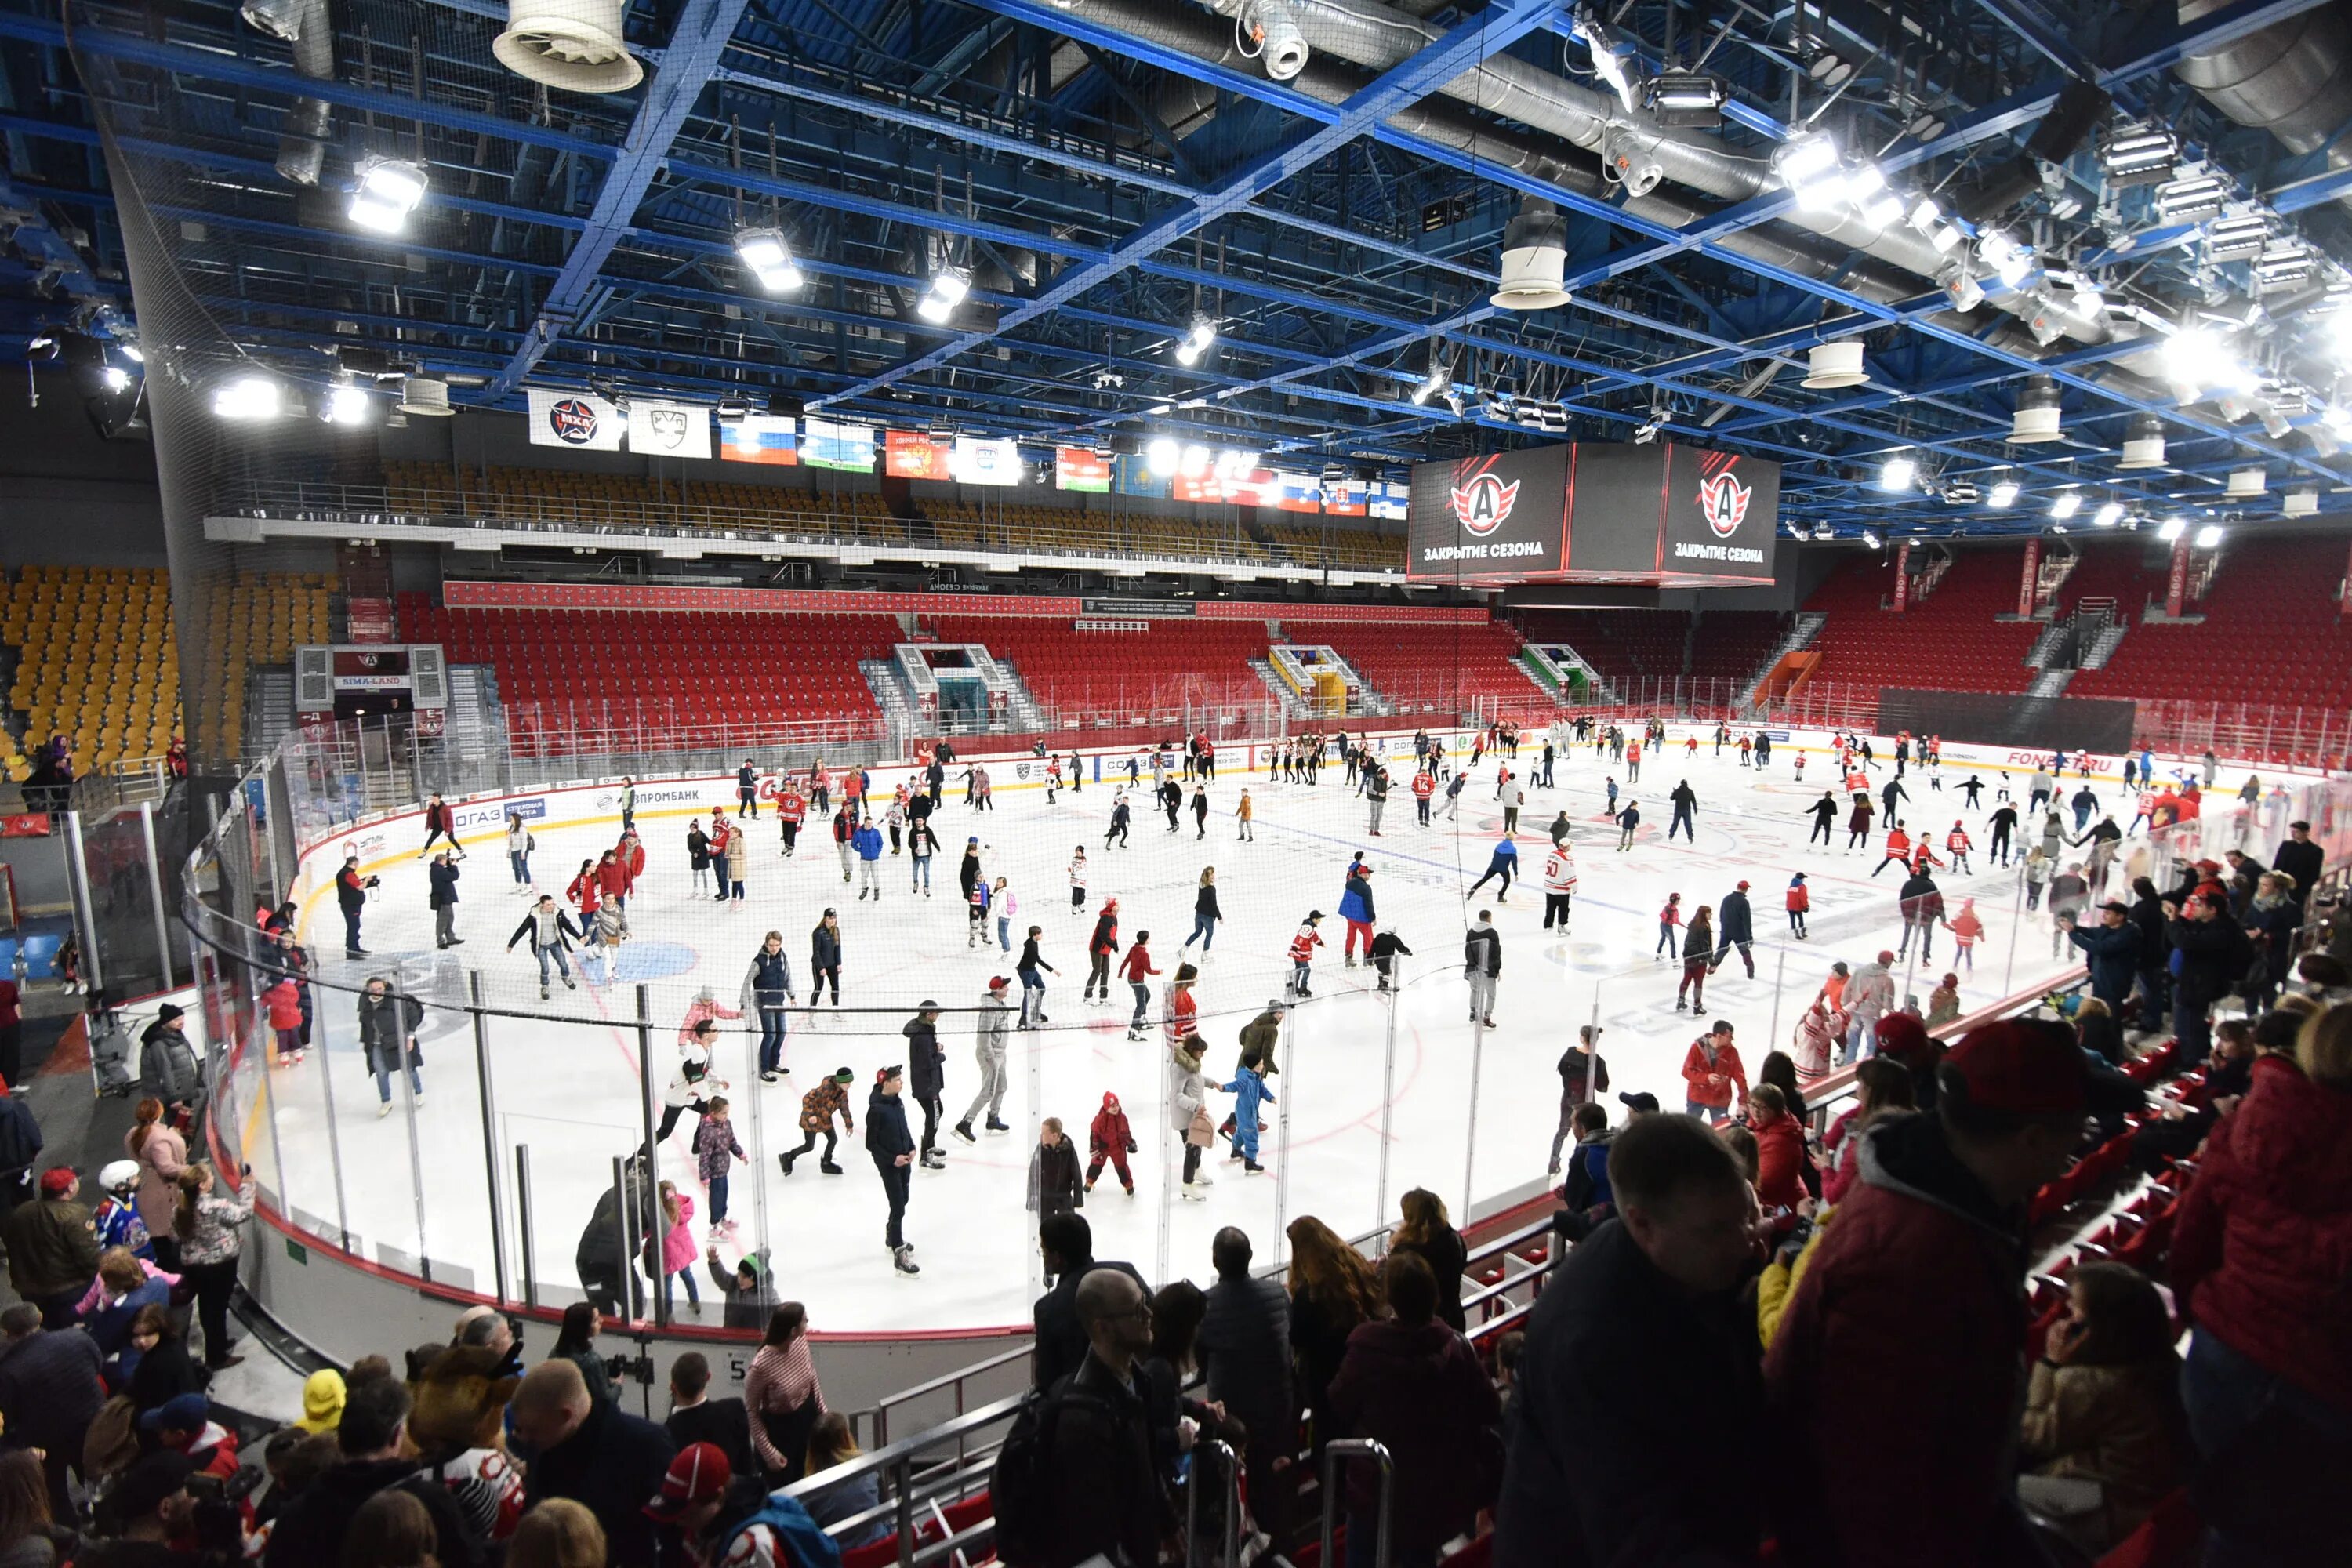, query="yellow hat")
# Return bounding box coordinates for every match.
[293,1368,347,1434]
